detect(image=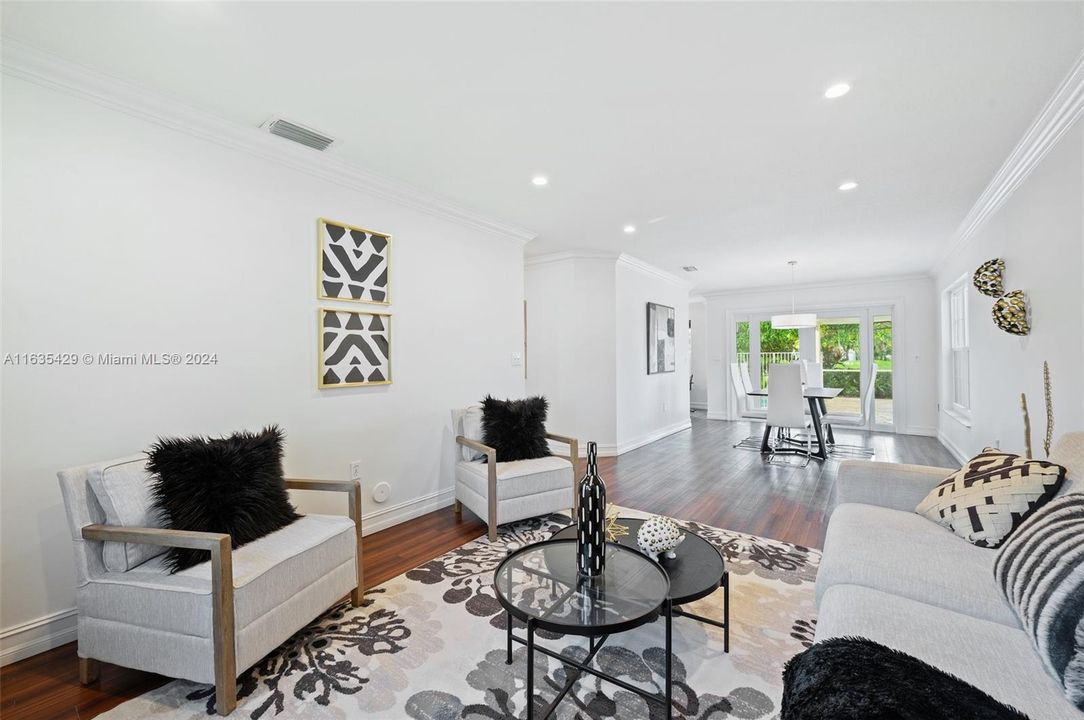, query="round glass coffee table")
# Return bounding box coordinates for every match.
[493,538,673,720]
[552,517,730,651]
